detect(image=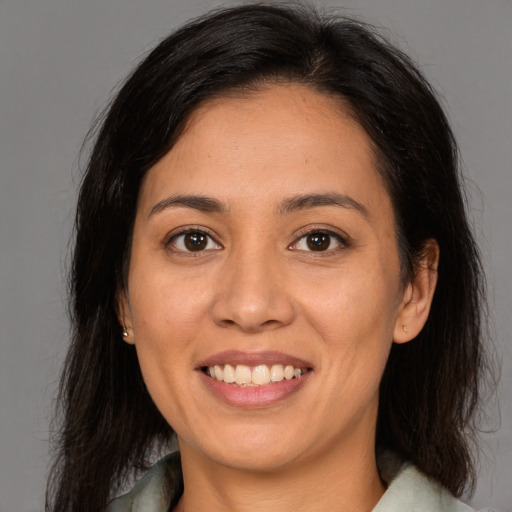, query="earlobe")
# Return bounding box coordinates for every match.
[116,290,135,345]
[393,240,439,344]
